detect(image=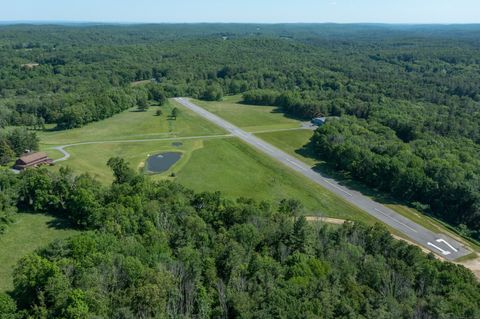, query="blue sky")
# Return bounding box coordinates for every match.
[1,0,479,24]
